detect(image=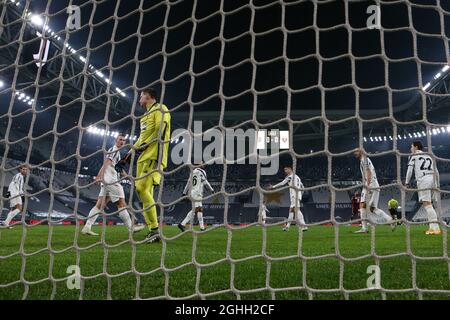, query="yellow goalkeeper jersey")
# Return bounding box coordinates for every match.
[134,102,171,168]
